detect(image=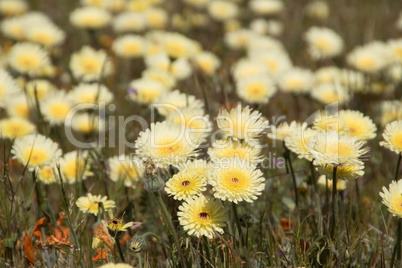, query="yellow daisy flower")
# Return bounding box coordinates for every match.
[165,106,212,142]
[284,127,318,161]
[11,134,62,171]
[40,91,73,126]
[108,155,144,187]
[380,120,402,154]
[177,195,229,239]
[268,121,303,141]
[208,138,262,164]
[304,26,344,59]
[307,130,369,167]
[0,69,21,108]
[59,150,93,184]
[236,75,277,104]
[153,90,204,117]
[69,6,111,29]
[165,170,207,200]
[380,180,402,218]
[135,121,202,167]
[37,166,58,185]
[217,104,268,141]
[0,117,36,139]
[339,110,377,141]
[209,157,265,203]
[69,46,114,82]
[8,42,50,75]
[127,78,168,104]
[76,193,115,216]
[317,175,347,191]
